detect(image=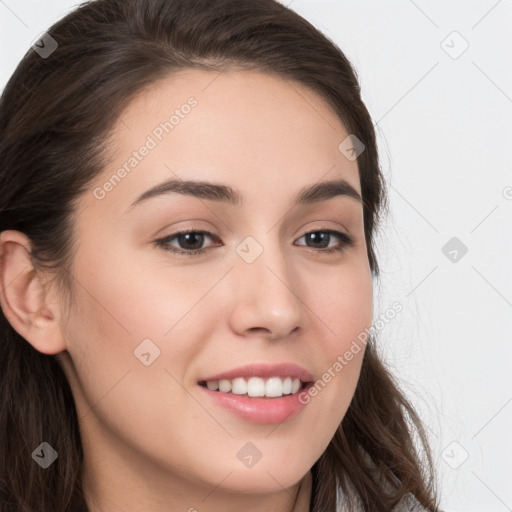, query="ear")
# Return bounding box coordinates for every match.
[0,230,66,355]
